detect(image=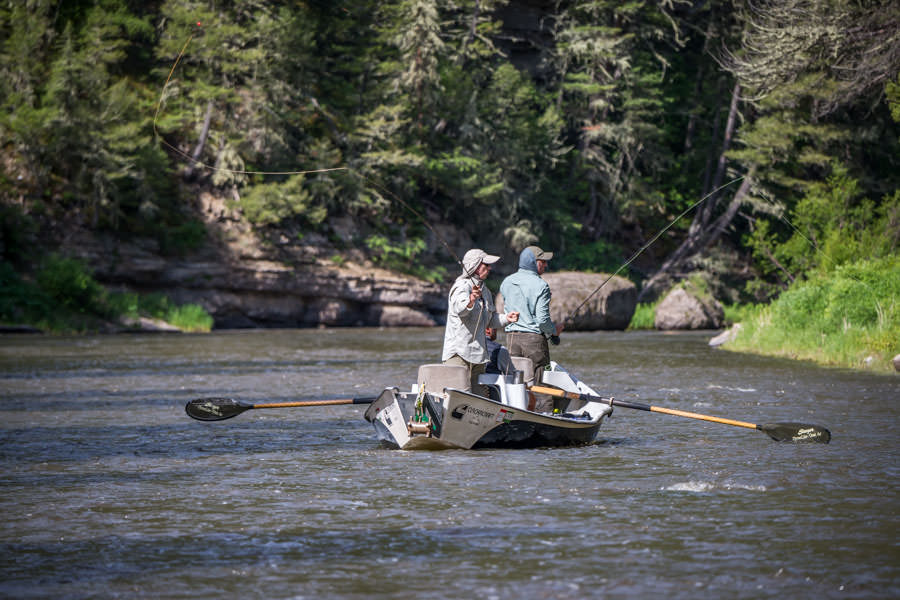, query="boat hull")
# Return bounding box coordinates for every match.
[364,387,609,450]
